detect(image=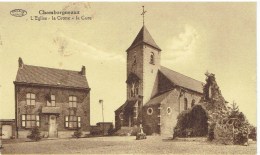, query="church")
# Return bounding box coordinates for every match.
[115,25,204,136]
